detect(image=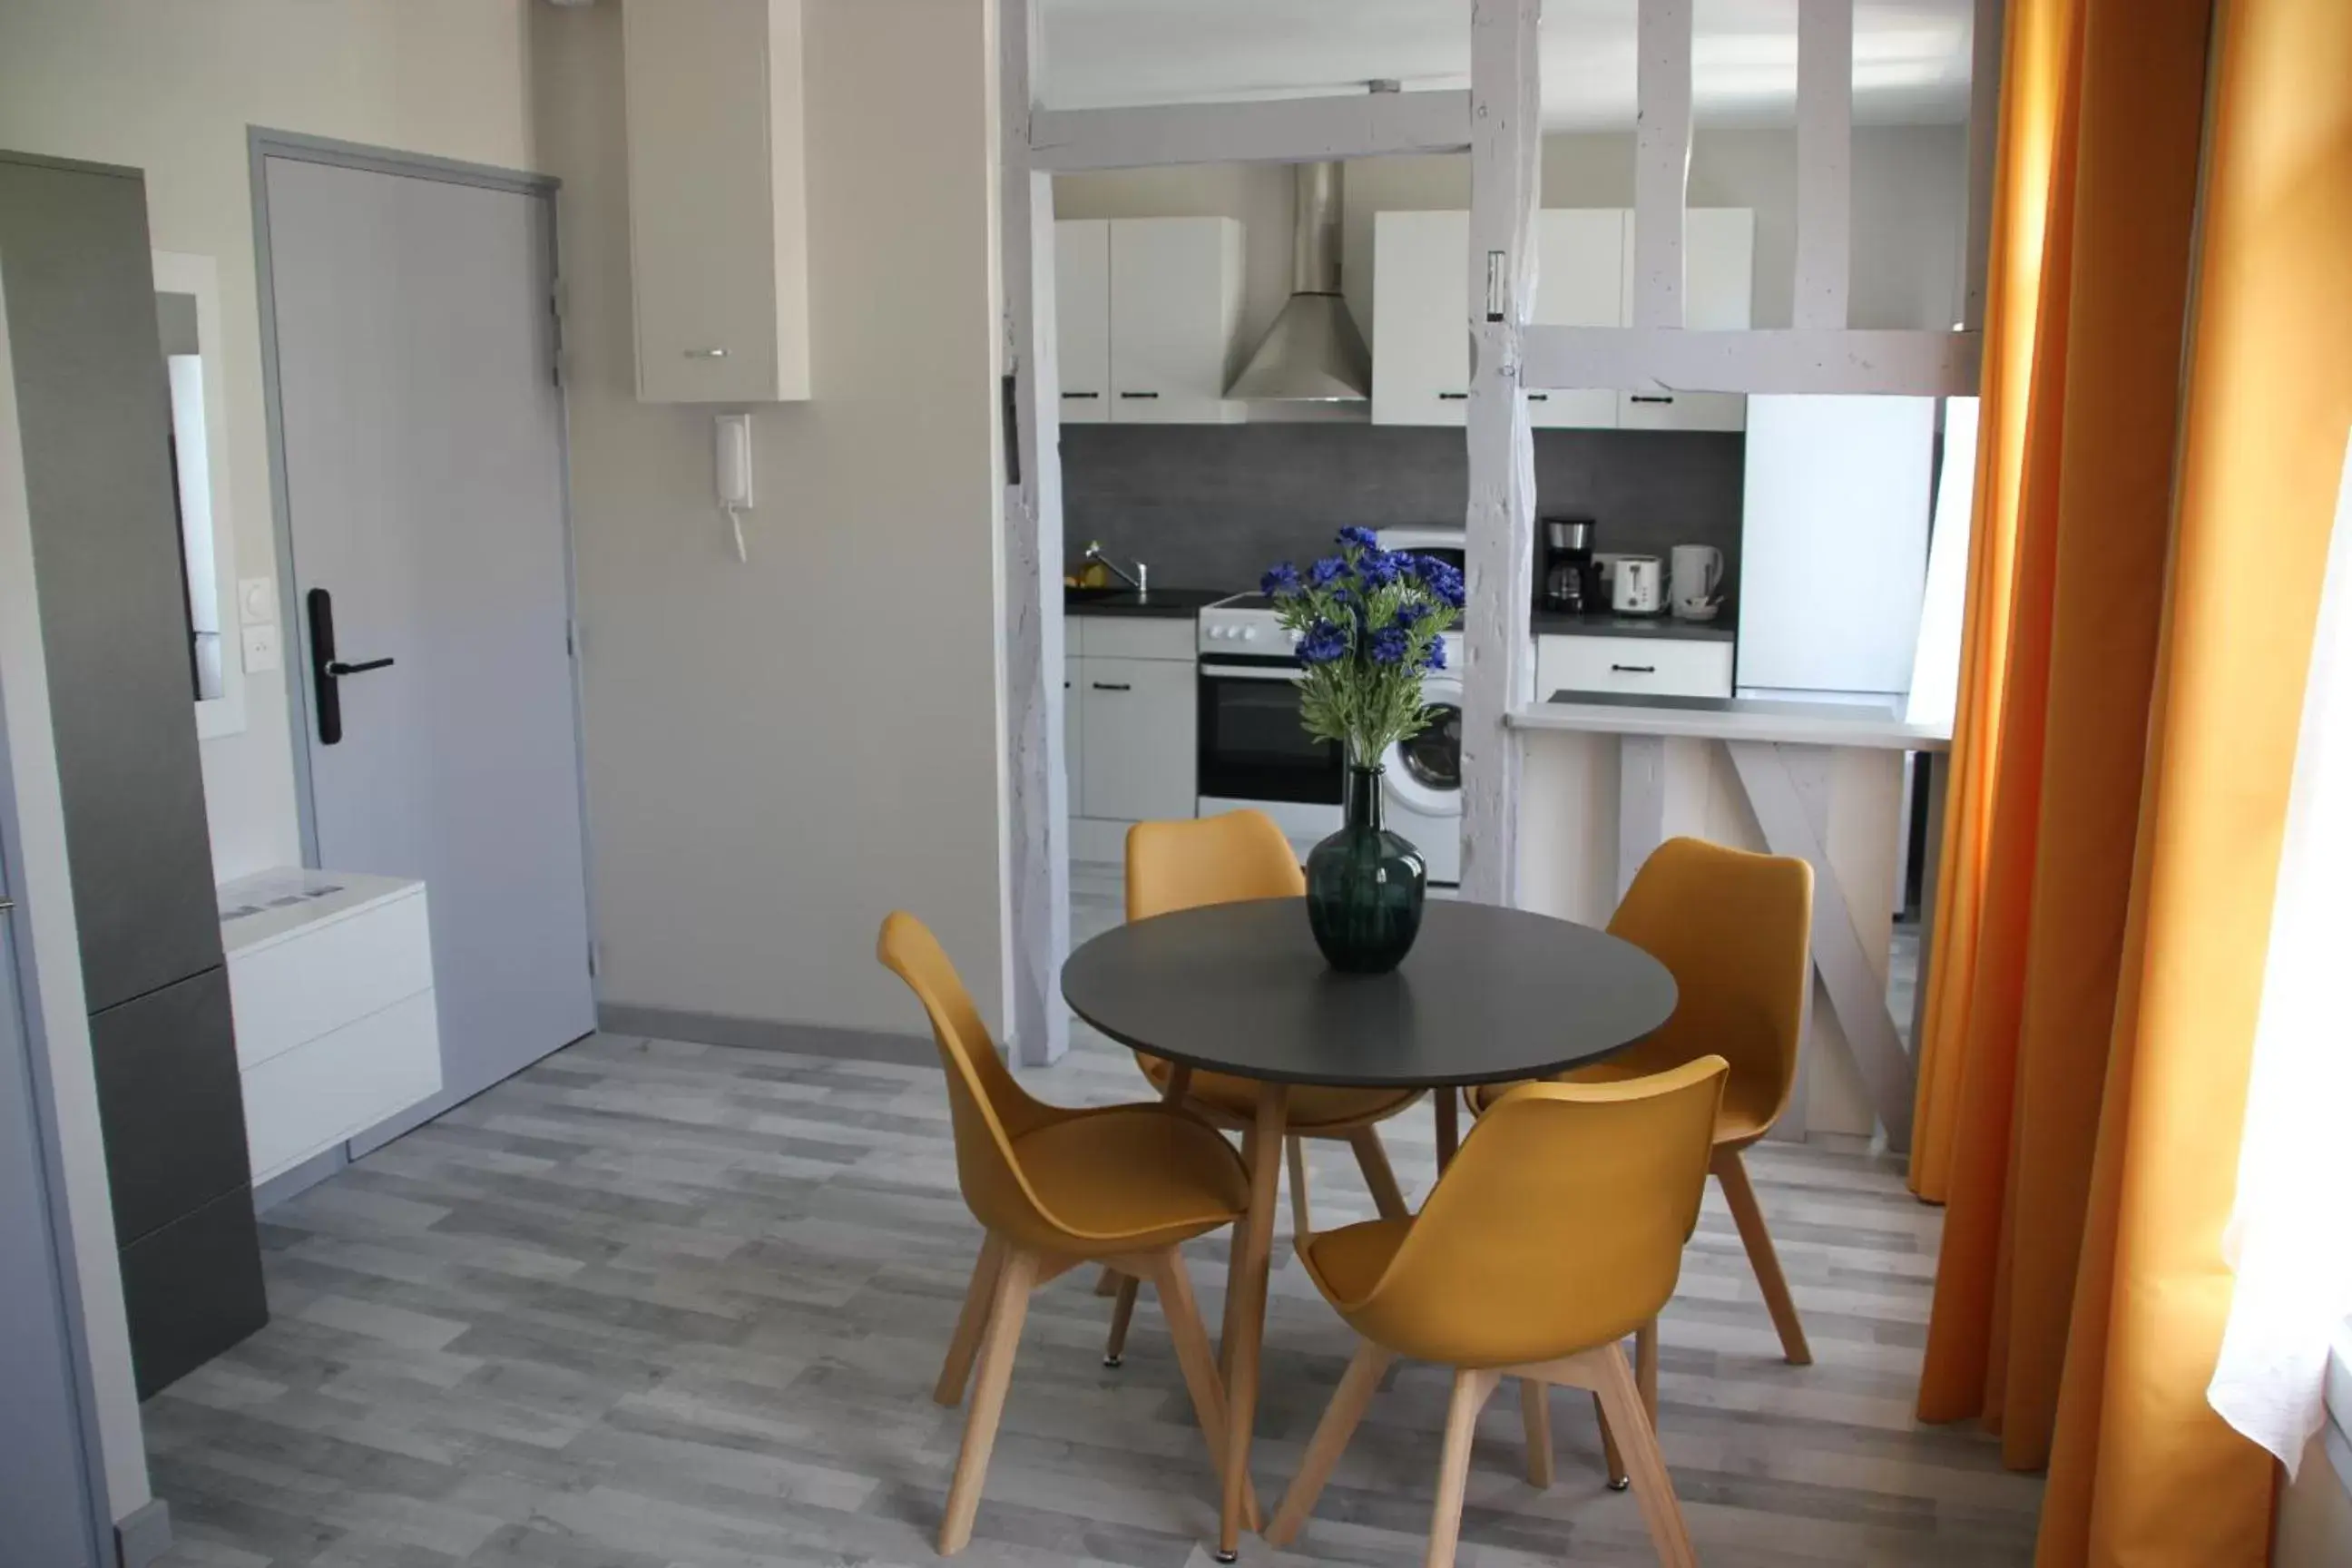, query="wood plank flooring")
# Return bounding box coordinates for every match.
[149,895,2035,1566]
